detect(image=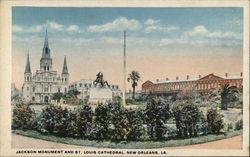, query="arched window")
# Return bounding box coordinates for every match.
[47,66,49,71]
[44,66,46,70]
[32,97,35,101]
